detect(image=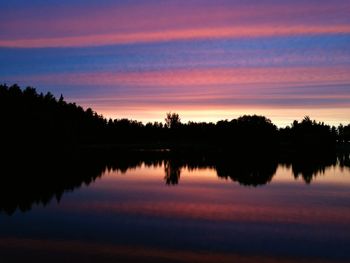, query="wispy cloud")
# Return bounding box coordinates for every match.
[1,0,349,125]
[1,25,350,48]
[1,0,349,47]
[6,66,349,86]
